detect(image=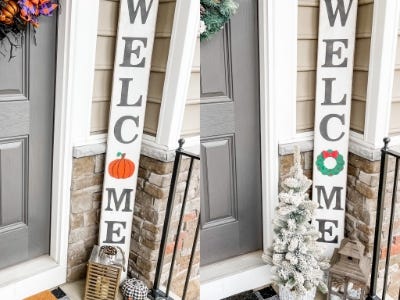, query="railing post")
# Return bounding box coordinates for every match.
[367,137,390,300]
[149,139,200,300]
[150,140,185,300]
